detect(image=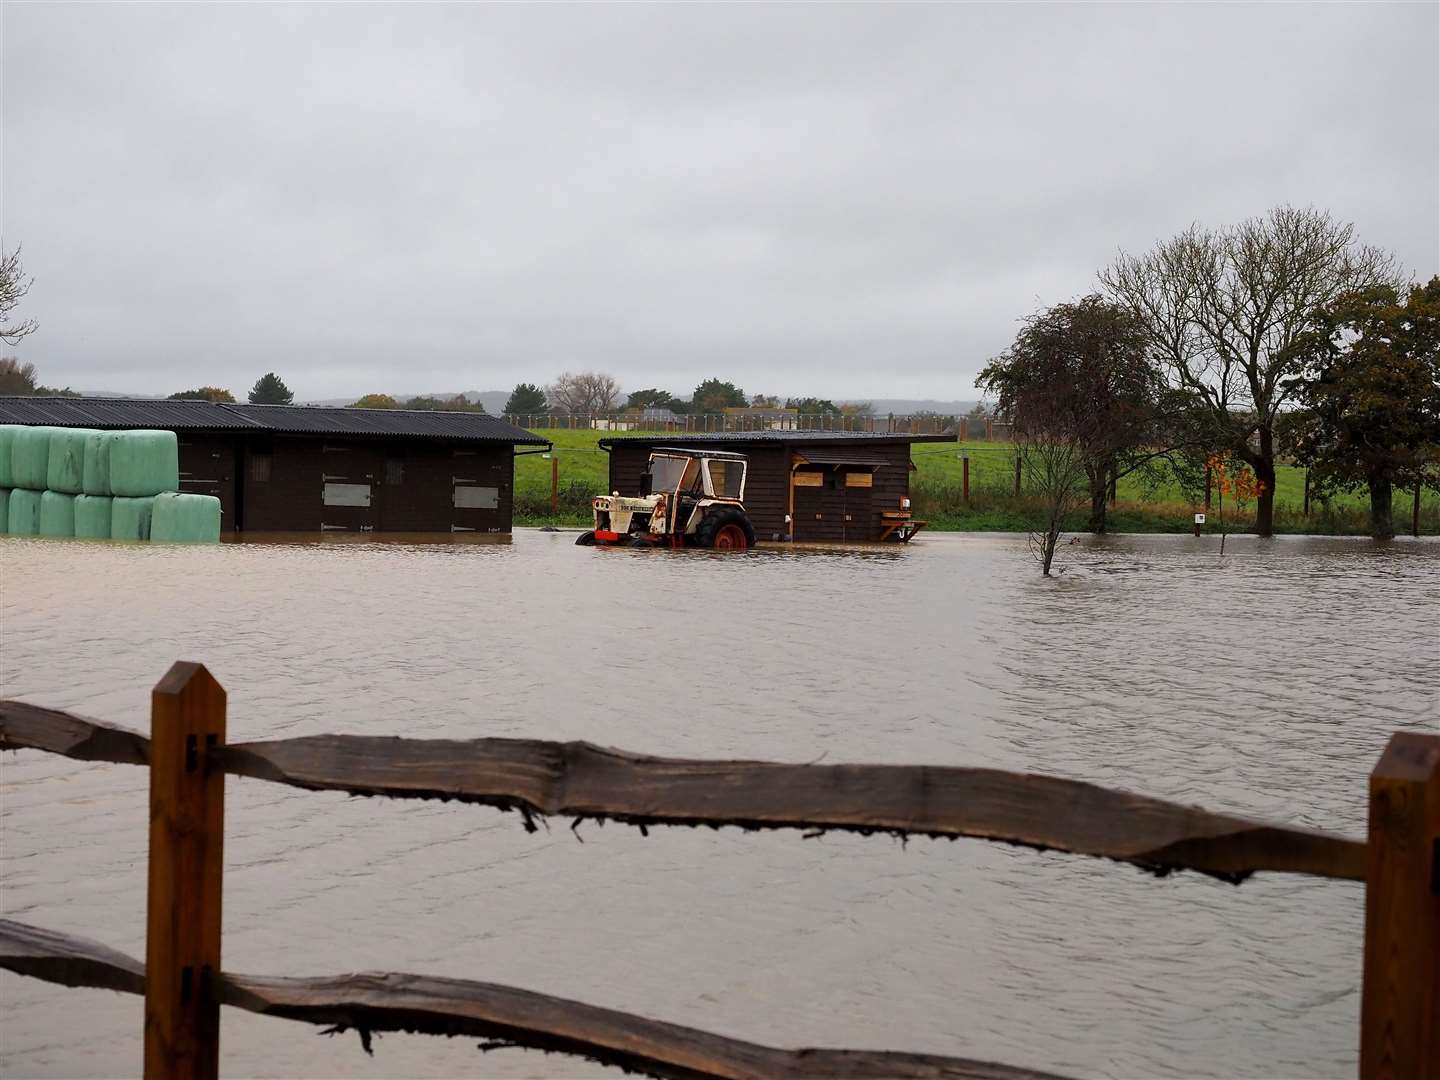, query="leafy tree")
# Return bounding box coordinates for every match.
[1,247,37,345]
[403,394,484,412]
[785,396,840,416]
[749,393,780,408]
[977,295,1168,533]
[350,393,400,409]
[840,402,875,418]
[249,372,294,405]
[626,388,678,410]
[1287,277,1440,539]
[1102,205,1401,536]
[693,378,746,412]
[168,387,236,403]
[504,382,549,415]
[547,371,620,414]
